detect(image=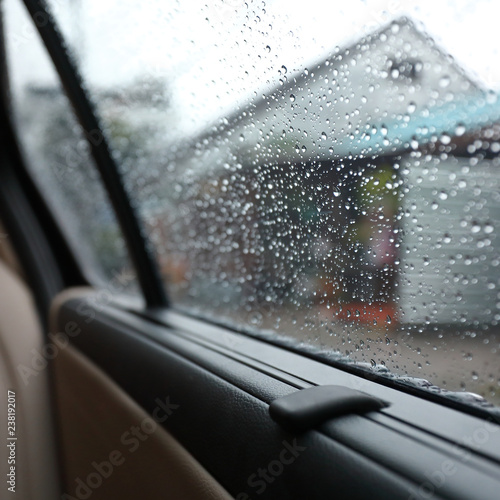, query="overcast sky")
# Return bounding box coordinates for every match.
[6,0,500,132]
